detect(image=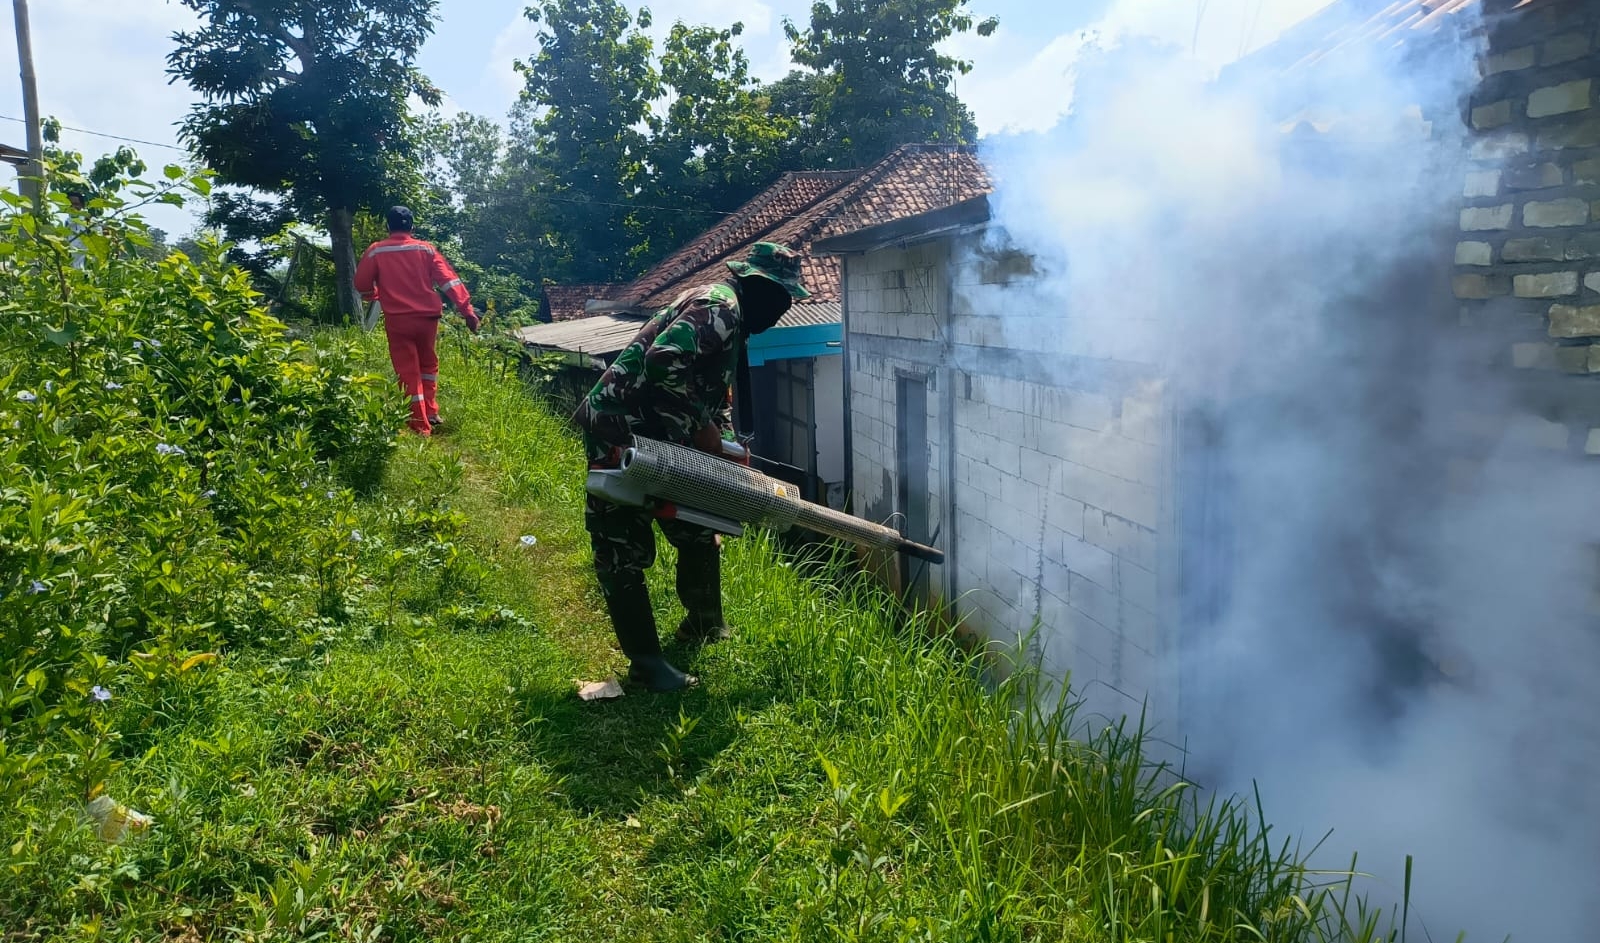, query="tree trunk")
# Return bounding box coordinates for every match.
[327,206,363,325]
